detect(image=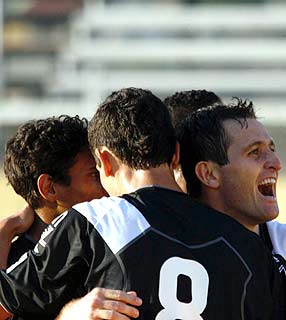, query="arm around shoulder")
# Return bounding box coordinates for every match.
[0,304,13,320]
[0,205,34,269]
[56,288,142,320]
